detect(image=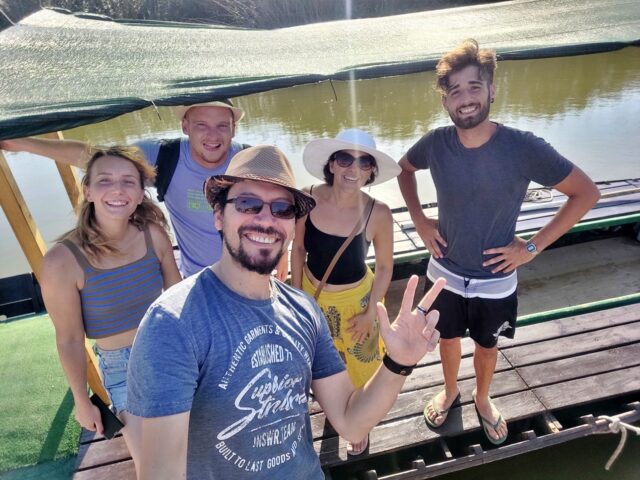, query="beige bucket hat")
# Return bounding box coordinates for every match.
[204,145,315,218]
